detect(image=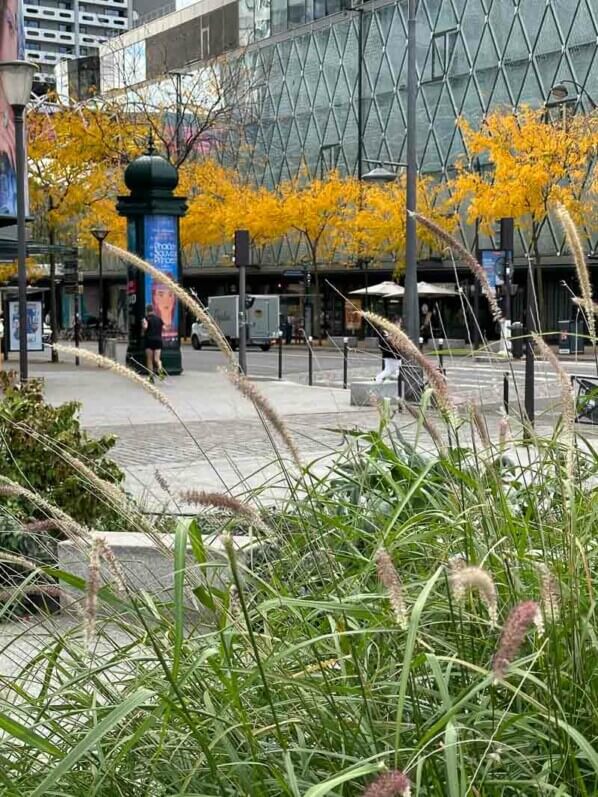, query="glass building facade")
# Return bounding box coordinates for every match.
[97,0,597,333]
[231,0,597,262]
